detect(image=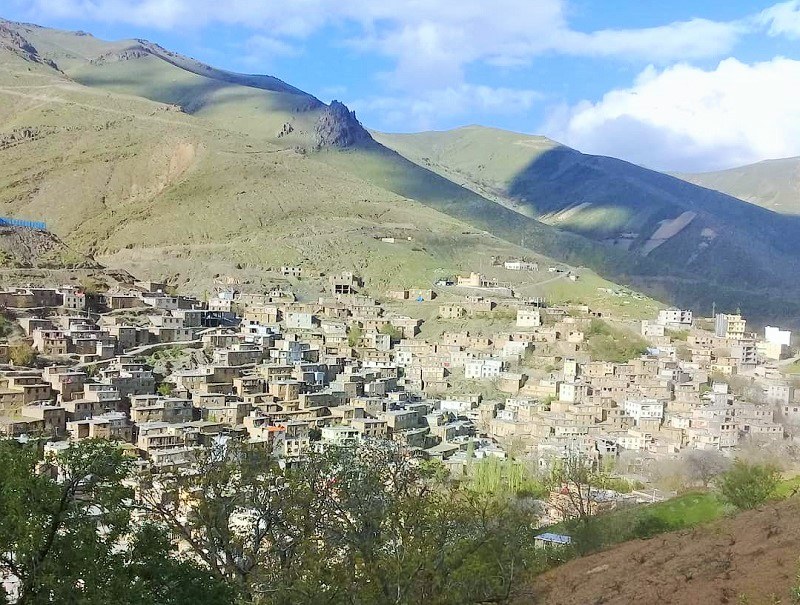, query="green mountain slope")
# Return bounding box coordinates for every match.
[376,127,800,321]
[677,157,800,215]
[0,19,638,311]
[2,19,800,323]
